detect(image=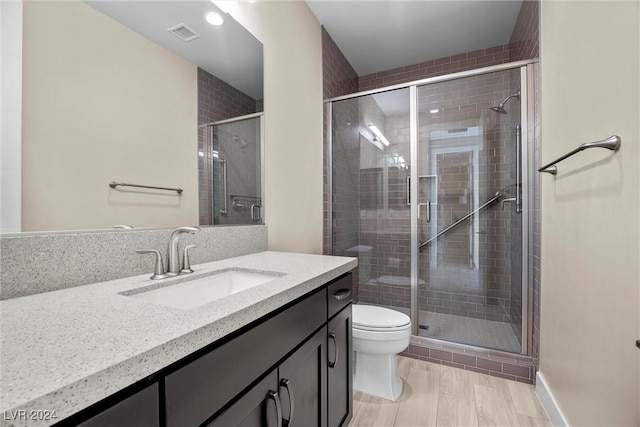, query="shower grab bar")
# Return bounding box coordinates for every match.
[419,191,503,251]
[219,159,228,215]
[538,135,621,175]
[109,181,183,194]
[231,194,261,201]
